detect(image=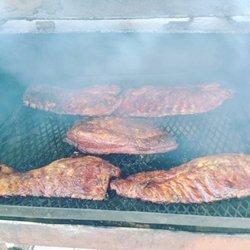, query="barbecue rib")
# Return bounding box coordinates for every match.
[23,84,122,116]
[0,156,120,200]
[110,154,250,203]
[117,83,233,117]
[66,117,177,154]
